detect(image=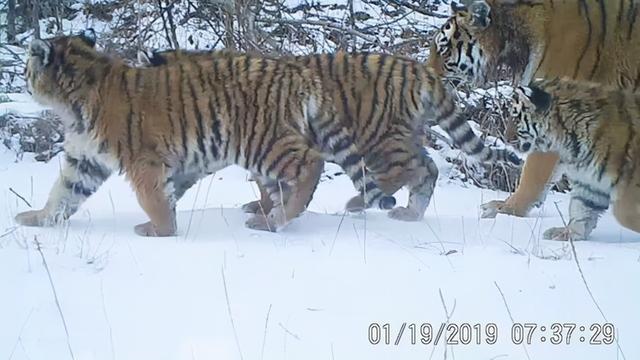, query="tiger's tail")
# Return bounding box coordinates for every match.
[319,126,396,210]
[426,78,522,166]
